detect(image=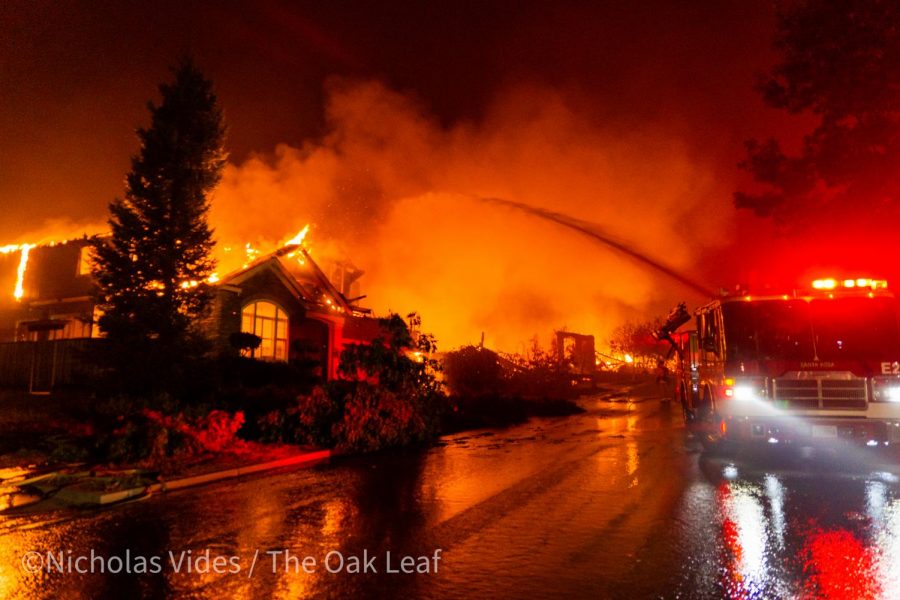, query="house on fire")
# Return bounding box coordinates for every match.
[0,237,381,391]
